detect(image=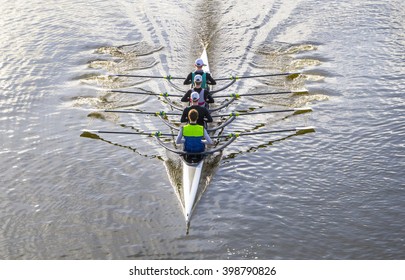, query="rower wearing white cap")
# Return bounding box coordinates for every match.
[180,92,213,127]
[183,58,216,89]
[181,74,214,108]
